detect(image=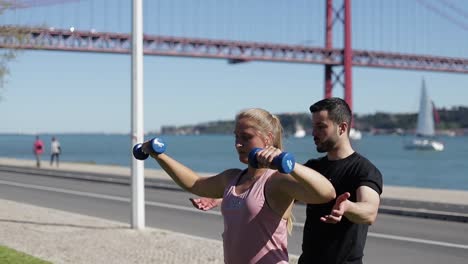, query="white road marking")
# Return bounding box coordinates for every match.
[367,232,468,249]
